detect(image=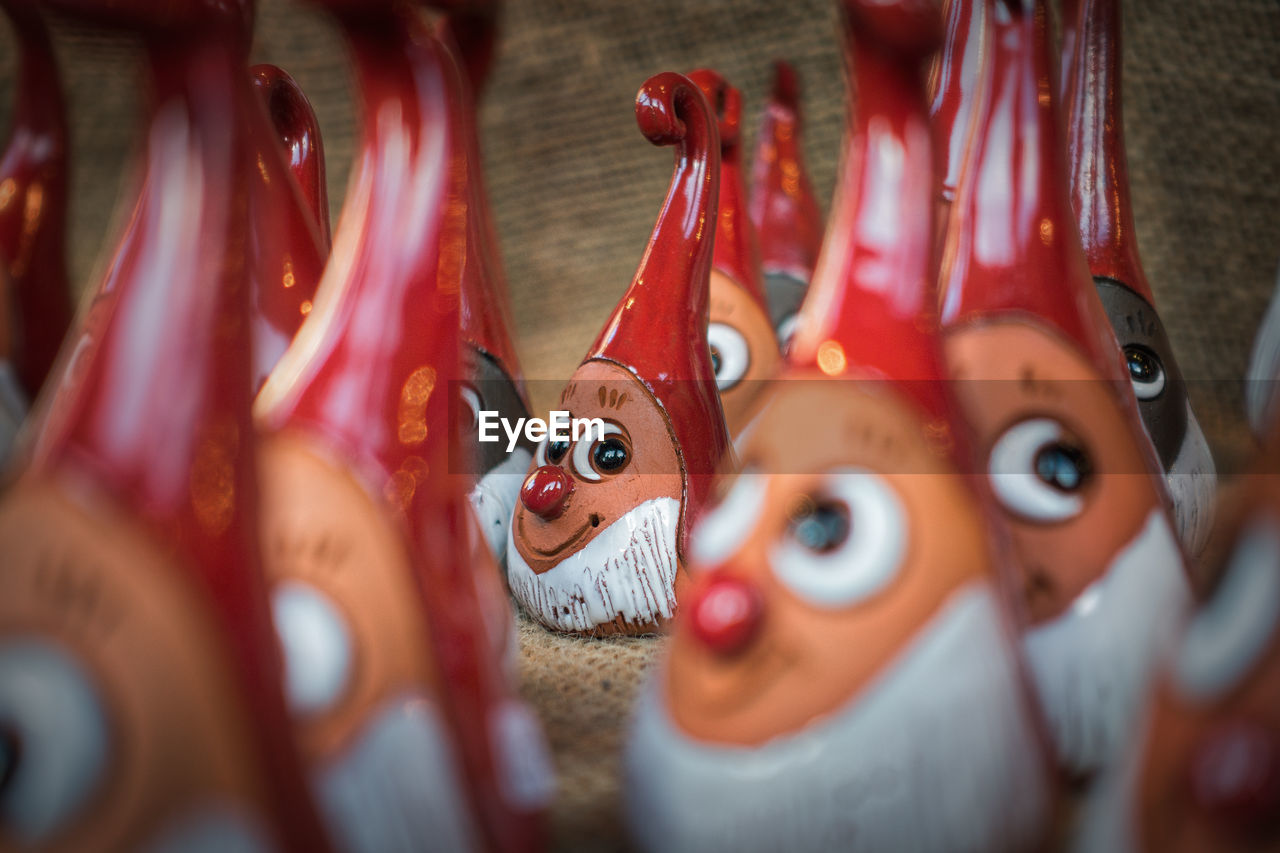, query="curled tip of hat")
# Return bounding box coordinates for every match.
[687,68,742,148]
[770,60,800,112]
